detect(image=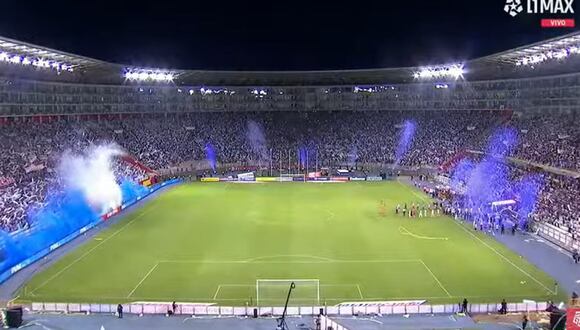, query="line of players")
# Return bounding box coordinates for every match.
[393,202,441,218]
